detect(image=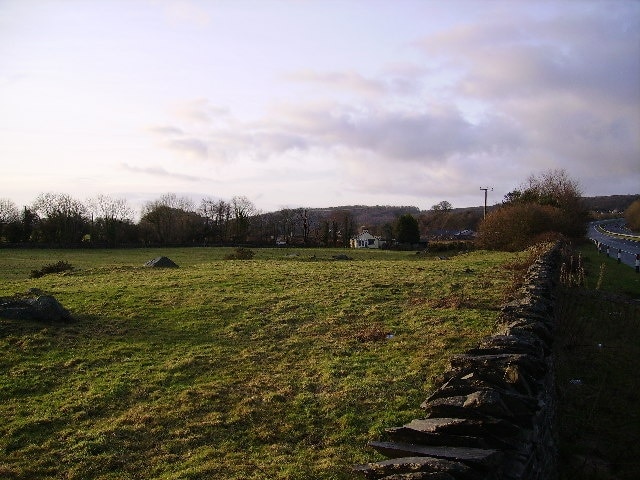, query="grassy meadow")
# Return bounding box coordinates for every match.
[0,247,523,479]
